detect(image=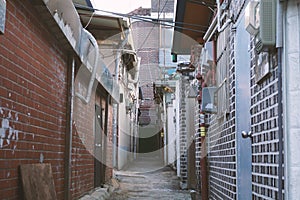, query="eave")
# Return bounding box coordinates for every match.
[172,0,215,55]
